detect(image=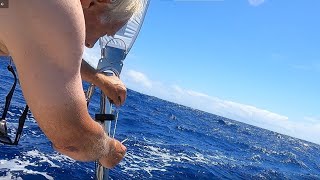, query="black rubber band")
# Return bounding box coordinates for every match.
[1,66,17,120]
[13,105,29,145]
[95,114,116,122]
[0,64,29,146]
